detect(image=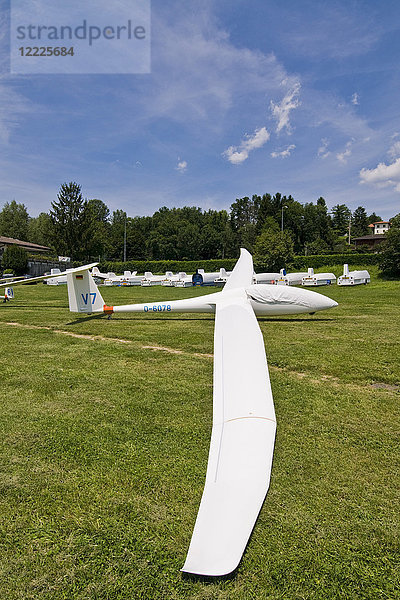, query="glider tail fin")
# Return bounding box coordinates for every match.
[4,287,14,301]
[67,268,105,313]
[223,248,254,292]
